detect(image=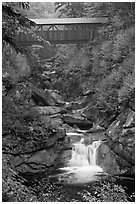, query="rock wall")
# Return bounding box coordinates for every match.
[3,126,67,173]
[97,108,135,175]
